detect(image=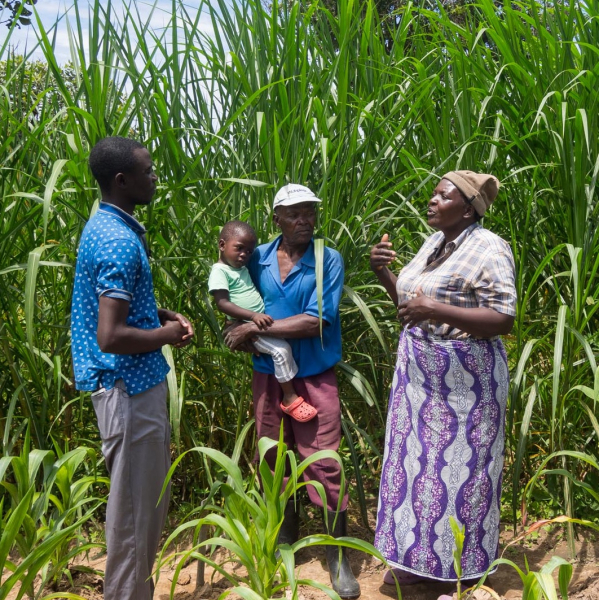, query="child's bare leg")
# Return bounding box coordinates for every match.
[280,380,300,407]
